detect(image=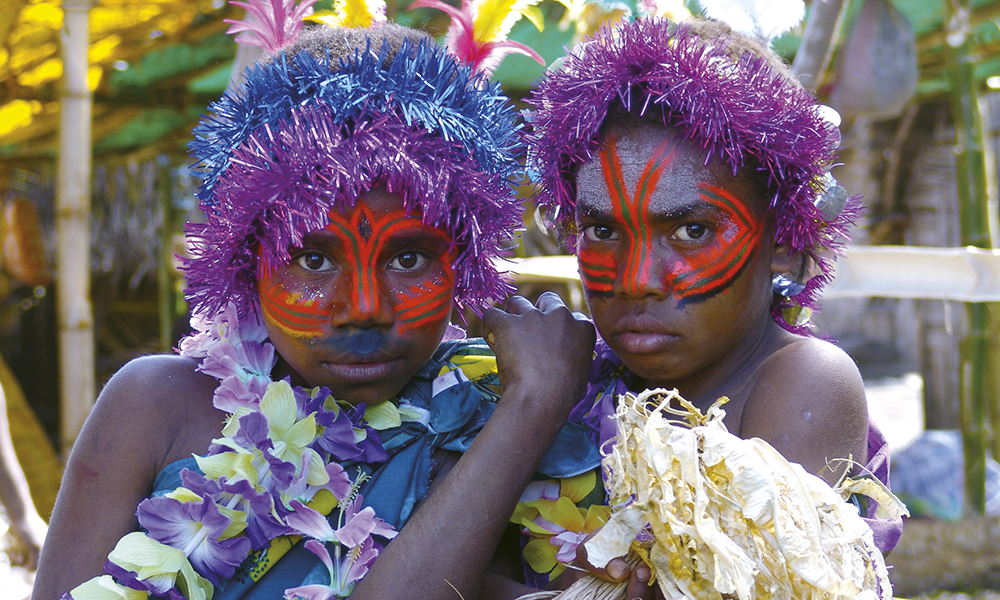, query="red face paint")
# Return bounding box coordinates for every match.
[578,133,762,304]
[671,184,763,300]
[258,202,454,338]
